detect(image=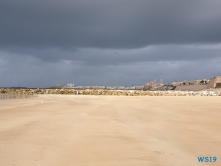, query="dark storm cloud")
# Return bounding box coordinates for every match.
[75,45,221,66]
[0,43,221,67]
[2,44,220,65]
[1,0,221,49]
[1,0,221,88]
[1,52,221,87]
